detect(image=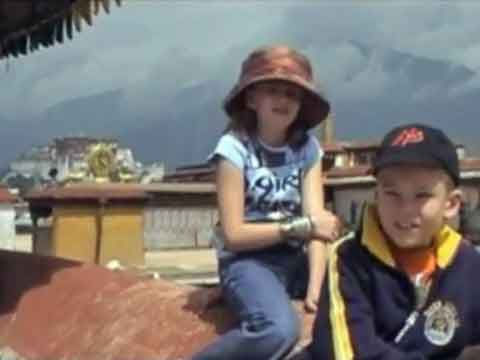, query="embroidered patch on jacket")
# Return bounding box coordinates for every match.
[423,300,459,346]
